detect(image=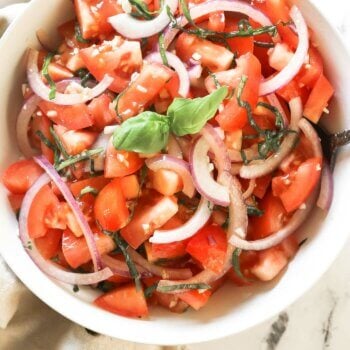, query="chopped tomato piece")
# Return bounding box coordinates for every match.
[7,193,24,212]
[208,12,225,32]
[47,62,74,81]
[120,175,140,200]
[88,94,117,130]
[116,63,174,119]
[80,37,142,93]
[105,139,143,178]
[268,43,293,71]
[53,125,98,155]
[94,178,129,231]
[38,101,93,130]
[248,191,287,240]
[62,228,115,268]
[36,229,62,260]
[70,175,110,198]
[186,224,227,274]
[276,157,322,213]
[74,0,122,39]
[296,47,323,88]
[178,289,212,310]
[304,74,334,123]
[57,20,90,50]
[149,169,183,196]
[253,174,272,199]
[276,78,309,105]
[175,33,234,72]
[28,185,60,239]
[2,159,43,194]
[121,192,178,249]
[216,53,261,131]
[94,283,148,318]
